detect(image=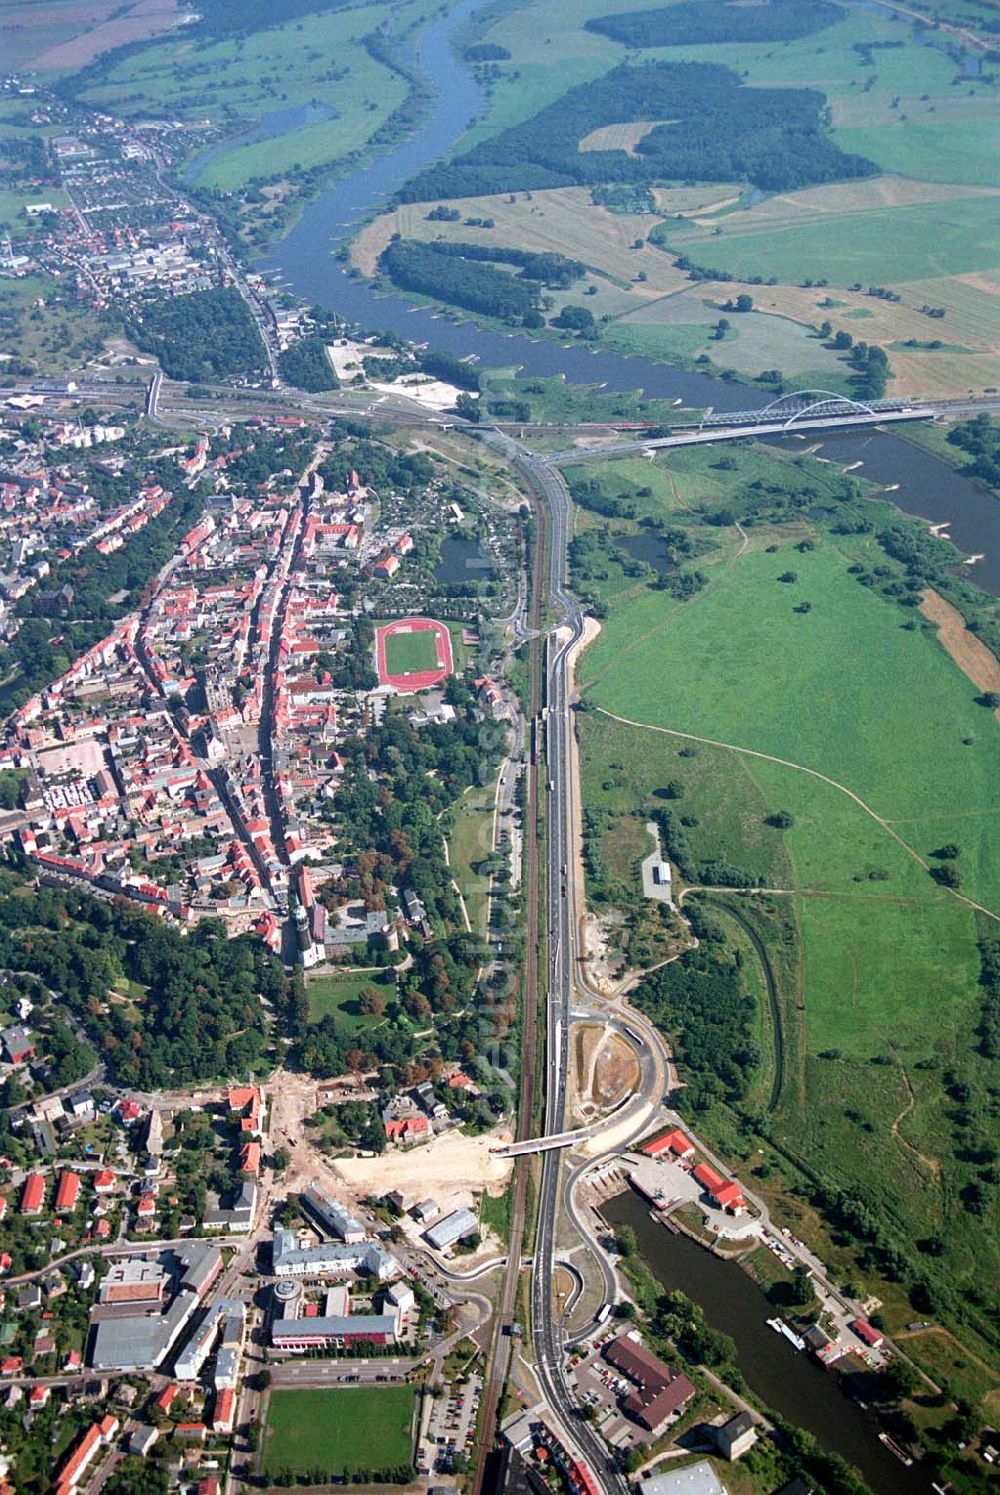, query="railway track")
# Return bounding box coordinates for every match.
[469,466,547,1492]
